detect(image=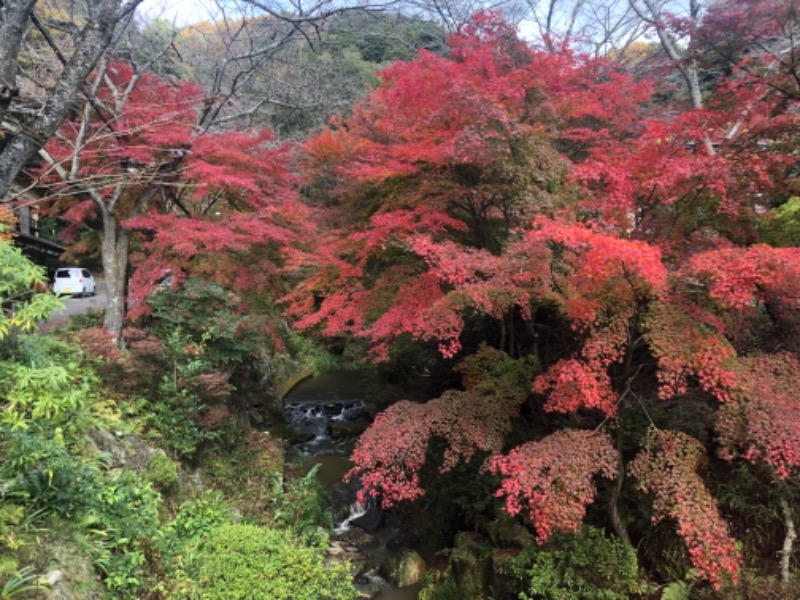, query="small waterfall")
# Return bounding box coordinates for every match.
[284,396,367,455]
